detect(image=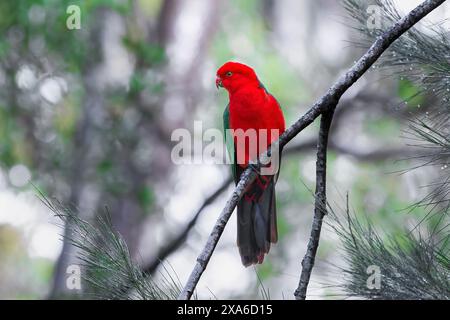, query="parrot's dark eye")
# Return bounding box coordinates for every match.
[226,71,233,77]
